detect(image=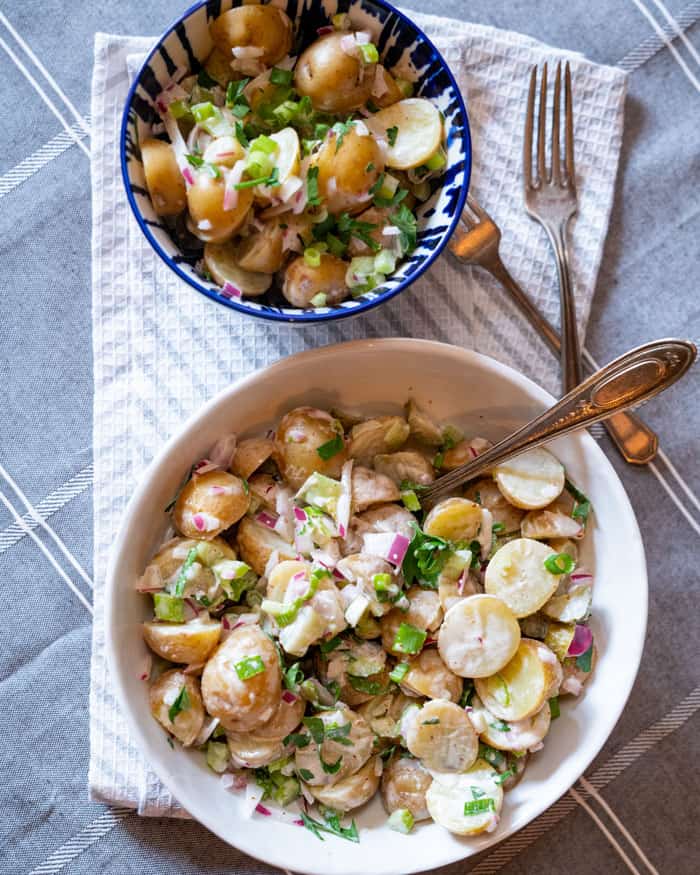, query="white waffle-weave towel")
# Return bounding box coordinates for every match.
[89,13,627,816]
